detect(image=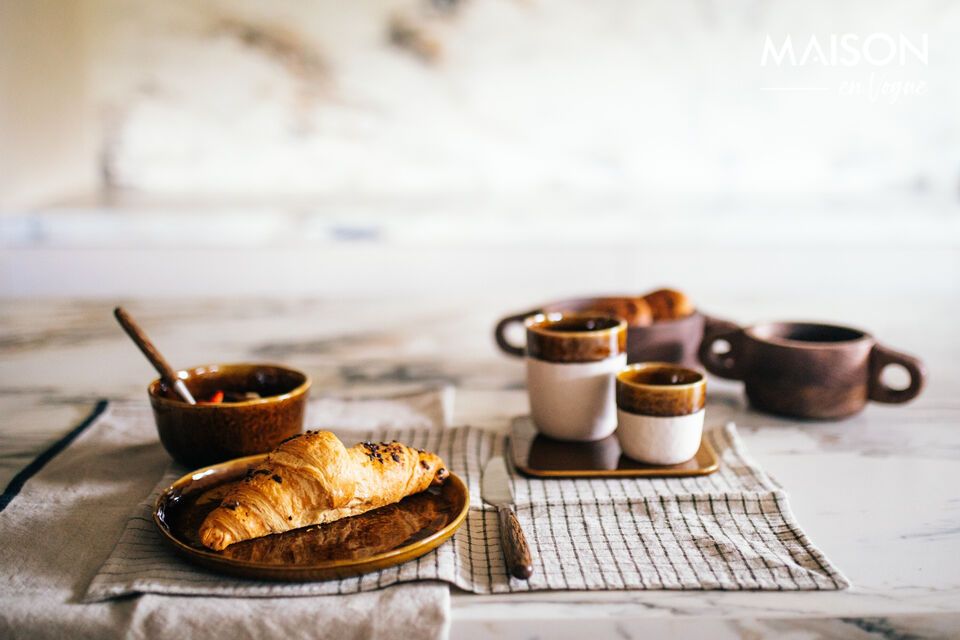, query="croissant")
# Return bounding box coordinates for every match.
[199,430,449,551]
[586,298,653,327]
[643,288,695,321]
